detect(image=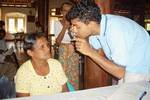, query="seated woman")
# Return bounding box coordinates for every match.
[15,33,68,97]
